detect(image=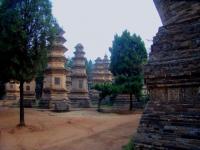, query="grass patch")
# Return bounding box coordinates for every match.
[122,139,135,150]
